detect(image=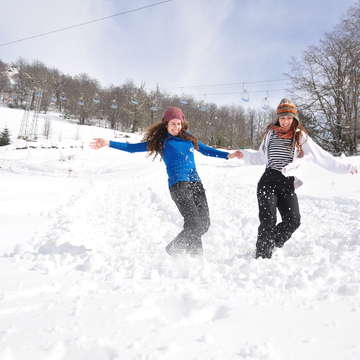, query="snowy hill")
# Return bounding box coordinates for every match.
[0,106,360,360]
